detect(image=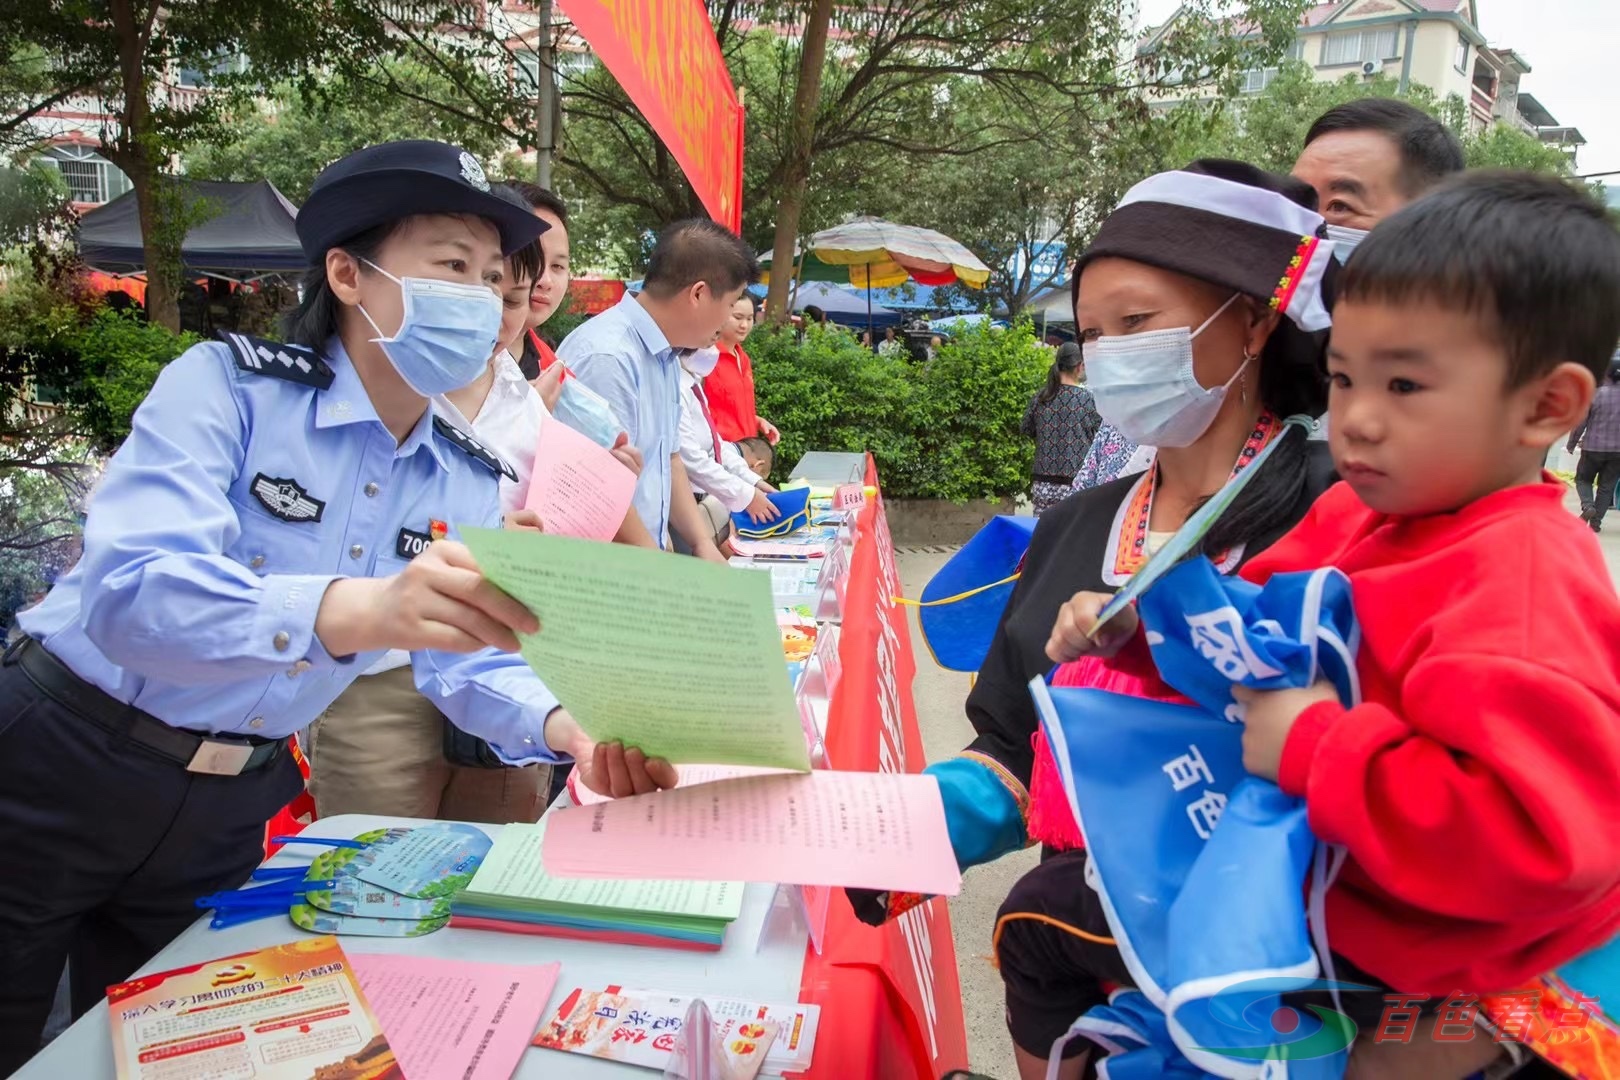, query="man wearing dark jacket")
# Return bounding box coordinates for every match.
[1570,356,1620,532]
